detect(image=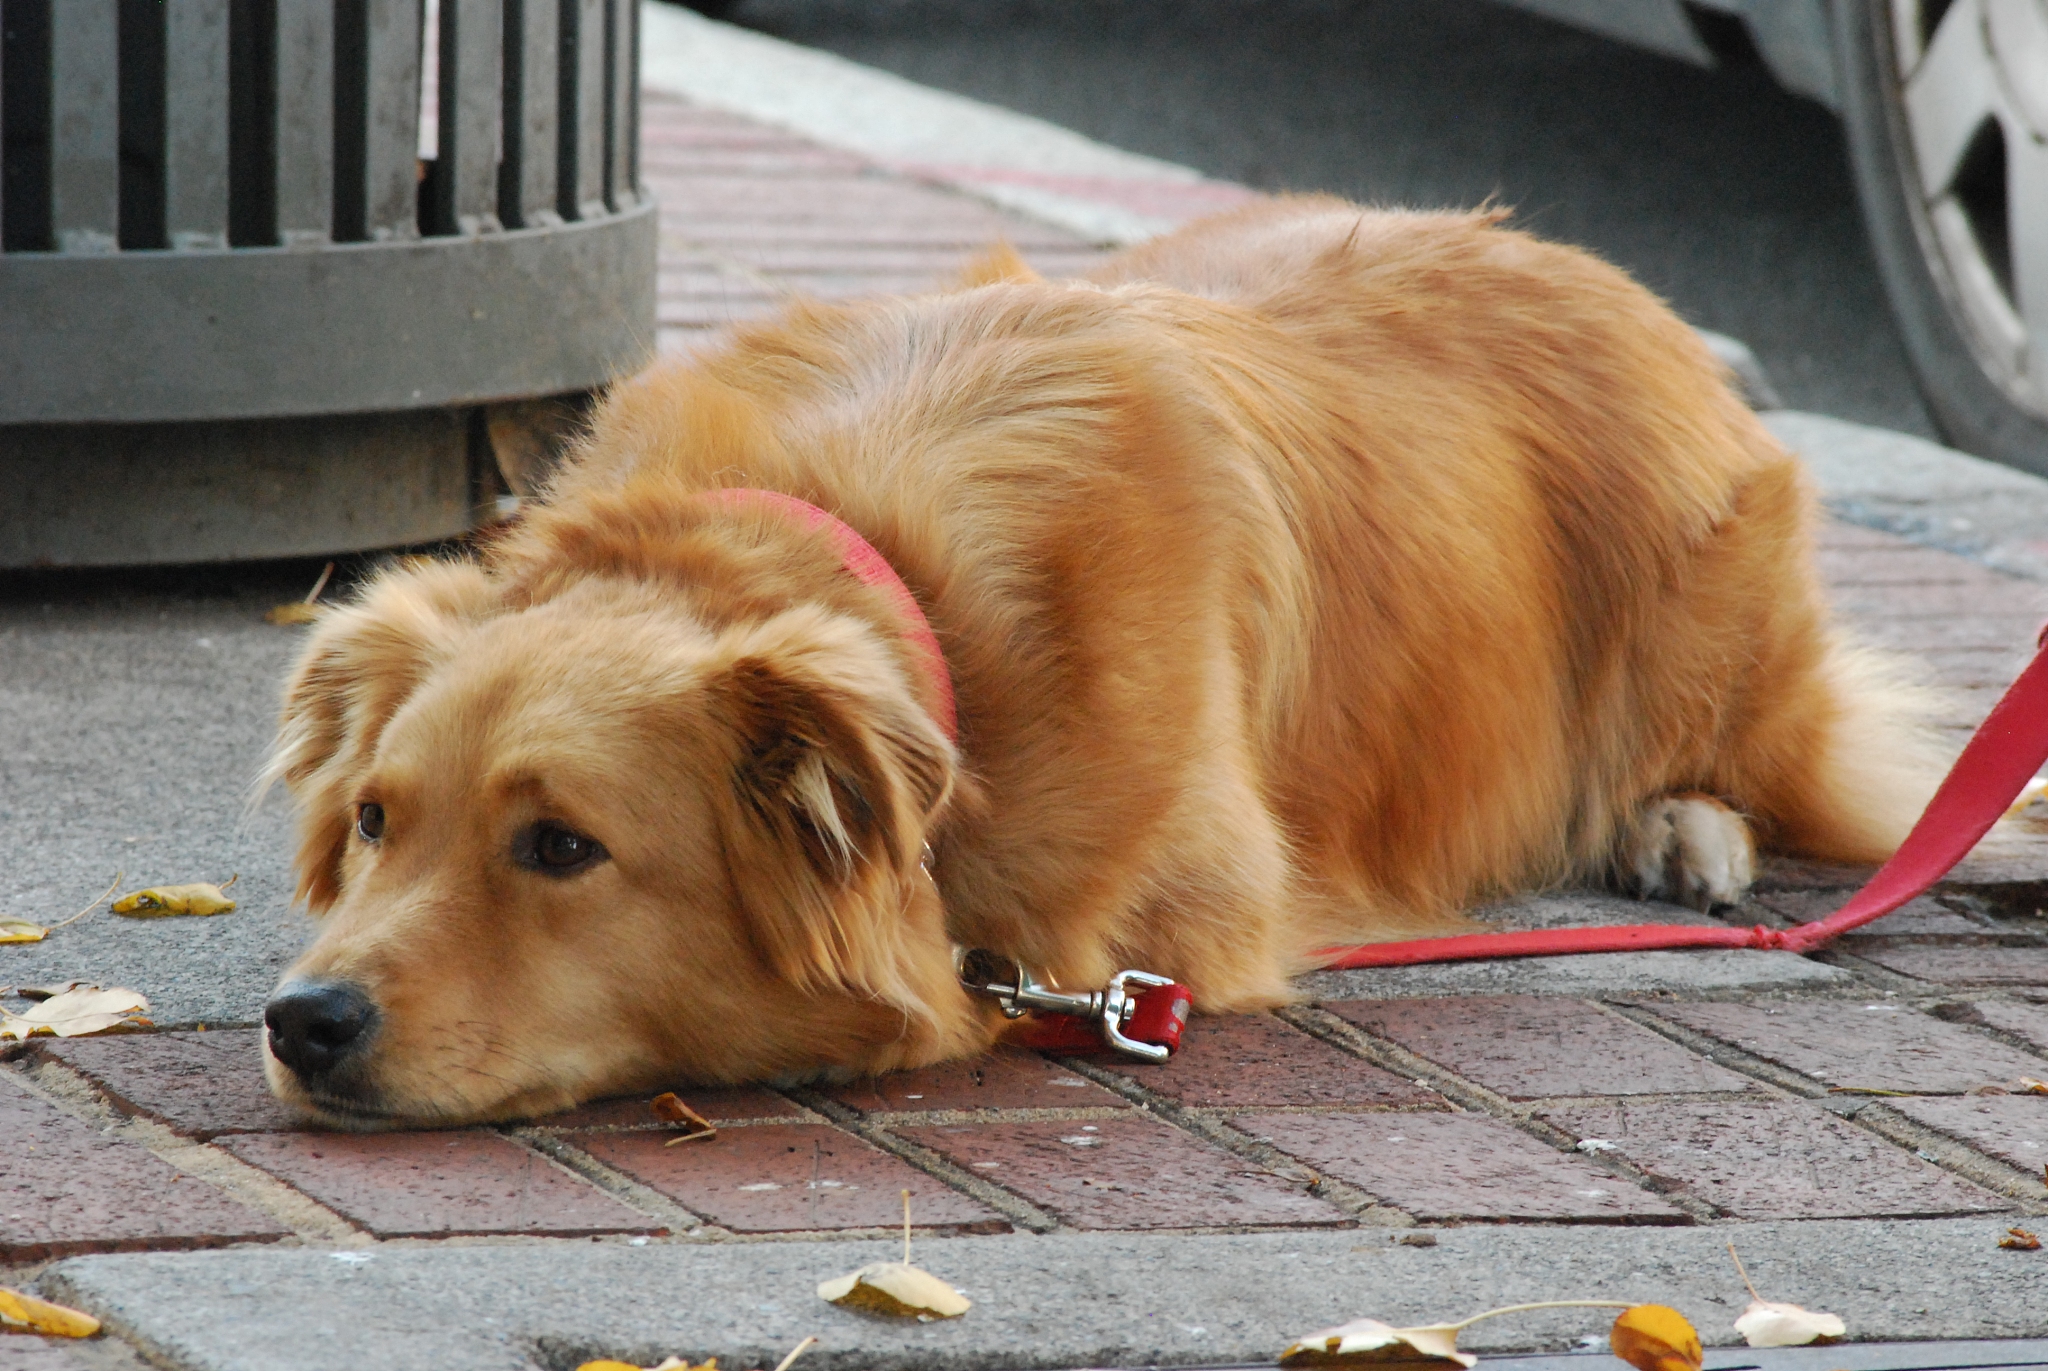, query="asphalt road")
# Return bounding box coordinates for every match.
[725,0,1940,440]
